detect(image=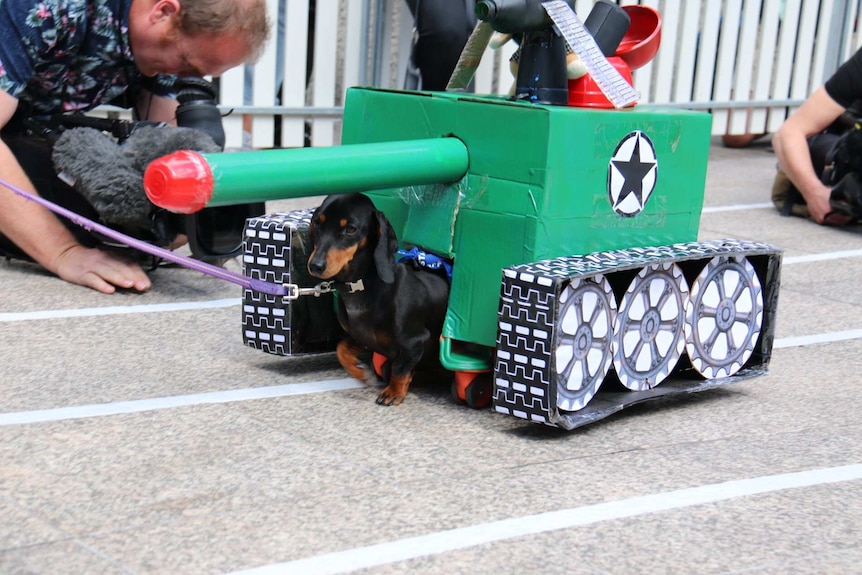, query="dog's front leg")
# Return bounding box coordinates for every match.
[336,339,376,384]
[376,342,425,406]
[376,373,413,406]
[374,322,437,406]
